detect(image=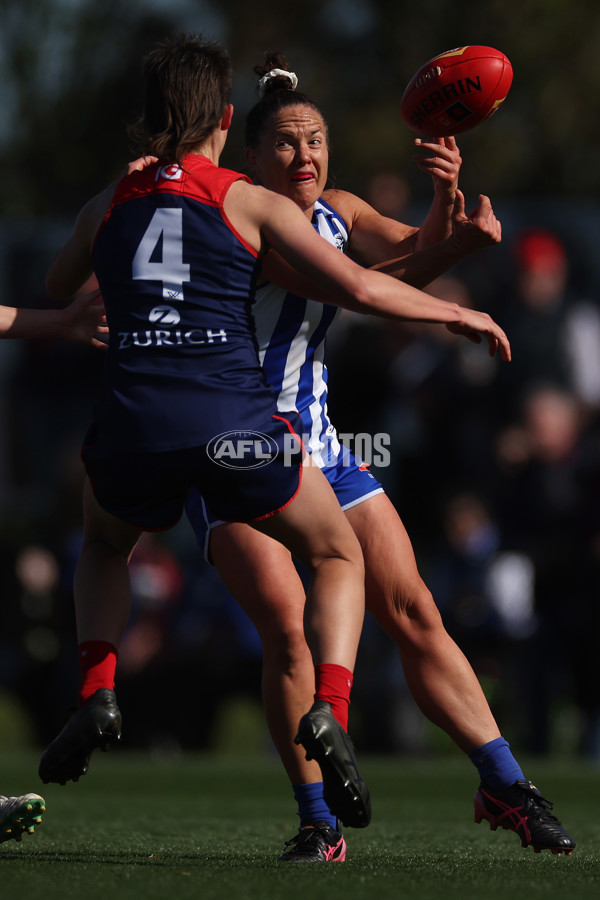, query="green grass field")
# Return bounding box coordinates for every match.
[1,748,599,900]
